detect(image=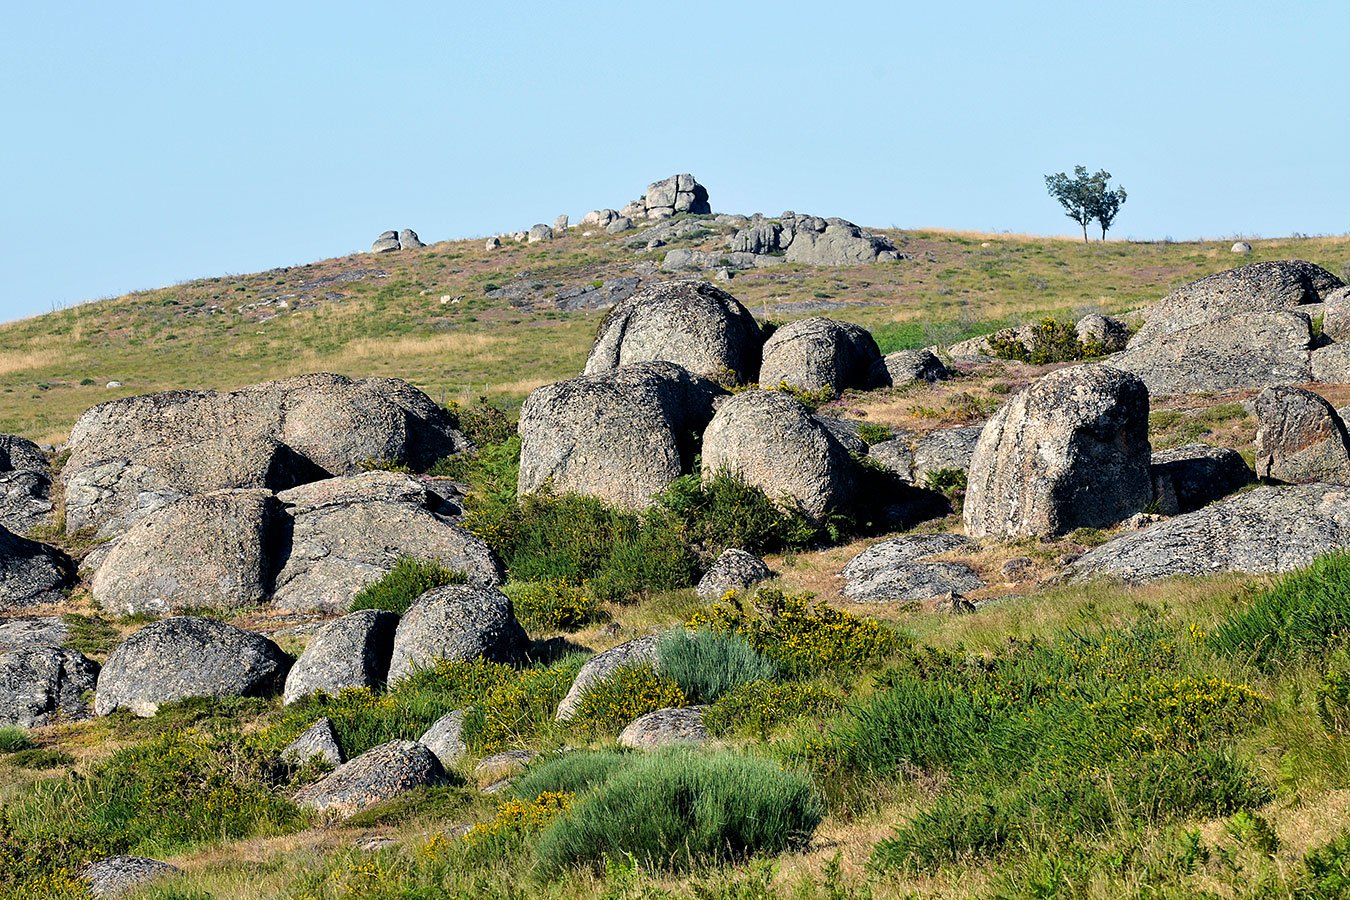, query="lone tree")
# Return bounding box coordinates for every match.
[1045,166,1127,242]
